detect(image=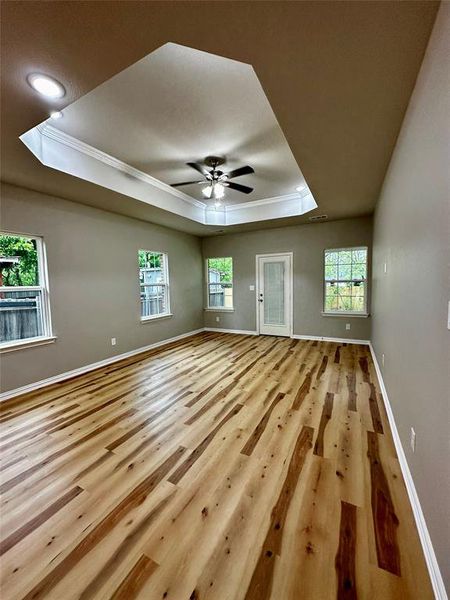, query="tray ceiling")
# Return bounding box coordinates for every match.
[20,44,317,226]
